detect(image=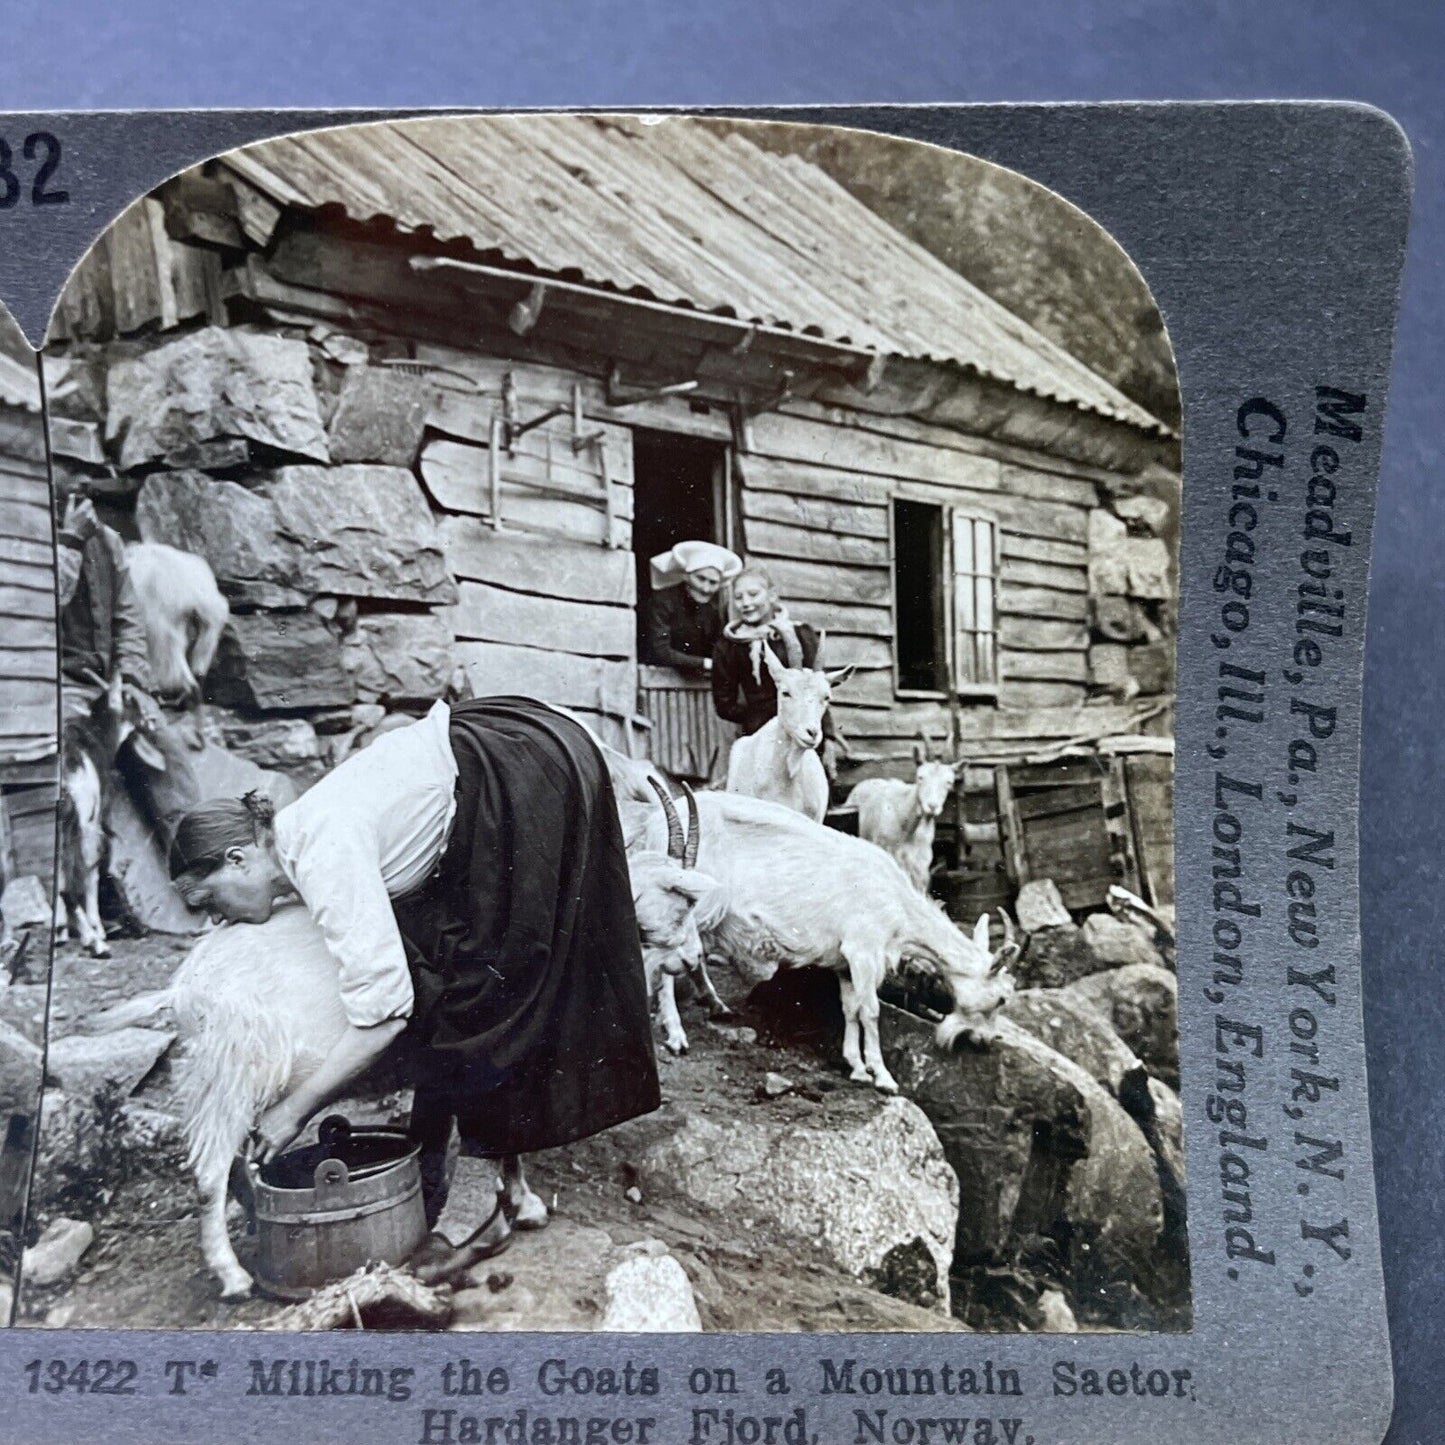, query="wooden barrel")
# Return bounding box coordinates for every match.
[251,1115,428,1300]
